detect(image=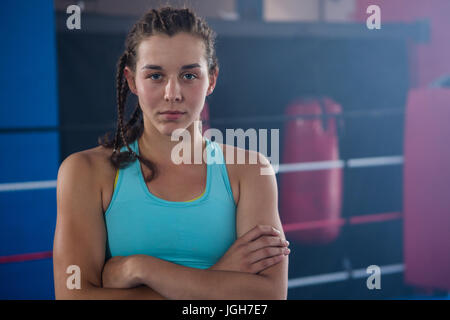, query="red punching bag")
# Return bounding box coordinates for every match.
[280,97,343,245]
